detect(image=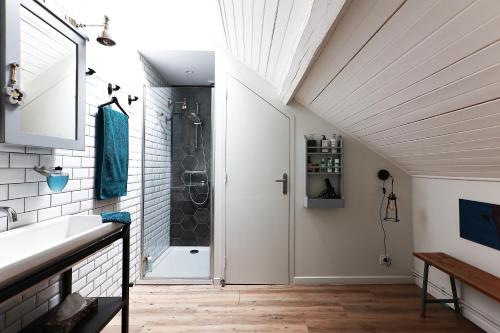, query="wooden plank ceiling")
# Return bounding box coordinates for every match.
[218,0,500,179]
[217,0,345,94]
[218,0,312,89]
[295,0,500,178]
